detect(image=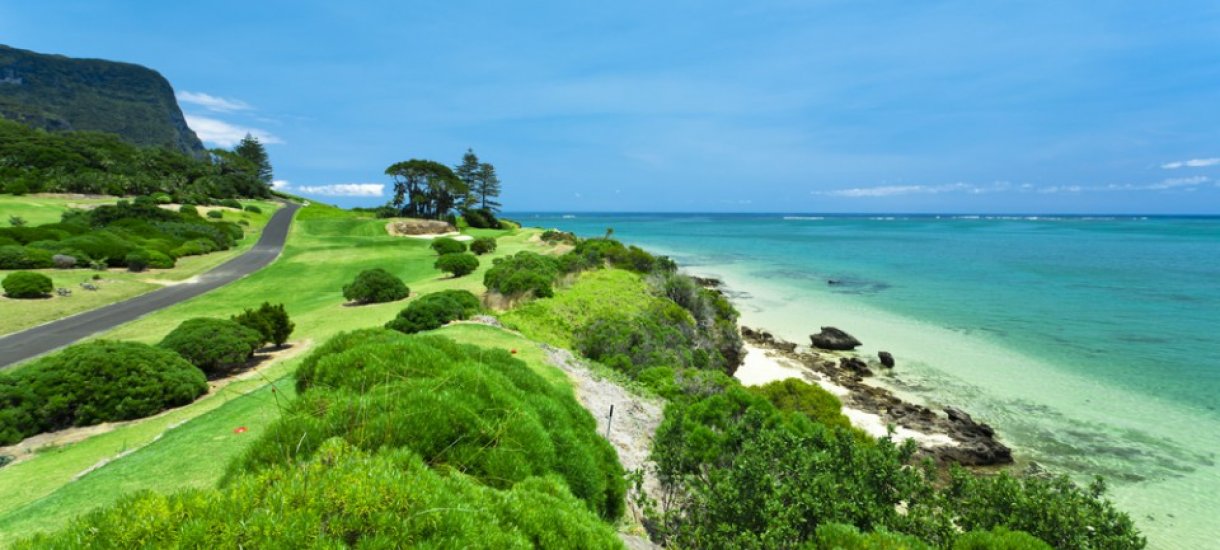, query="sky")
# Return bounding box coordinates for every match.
[3,1,1219,214]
